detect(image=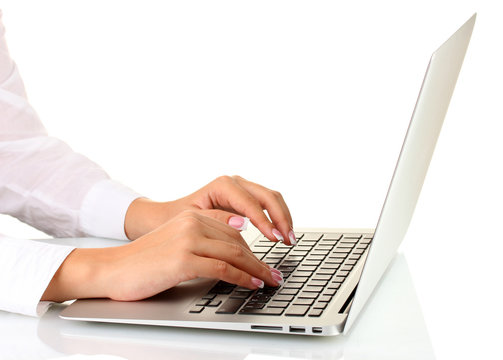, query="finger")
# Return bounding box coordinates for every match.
[186,211,269,269]
[194,238,279,284]
[233,176,296,245]
[192,253,283,290]
[210,178,280,244]
[197,209,250,232]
